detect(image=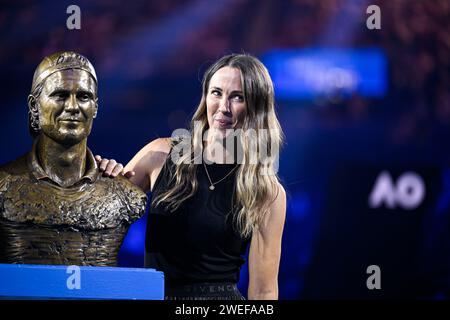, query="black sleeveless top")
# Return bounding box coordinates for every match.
[145,148,250,284]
